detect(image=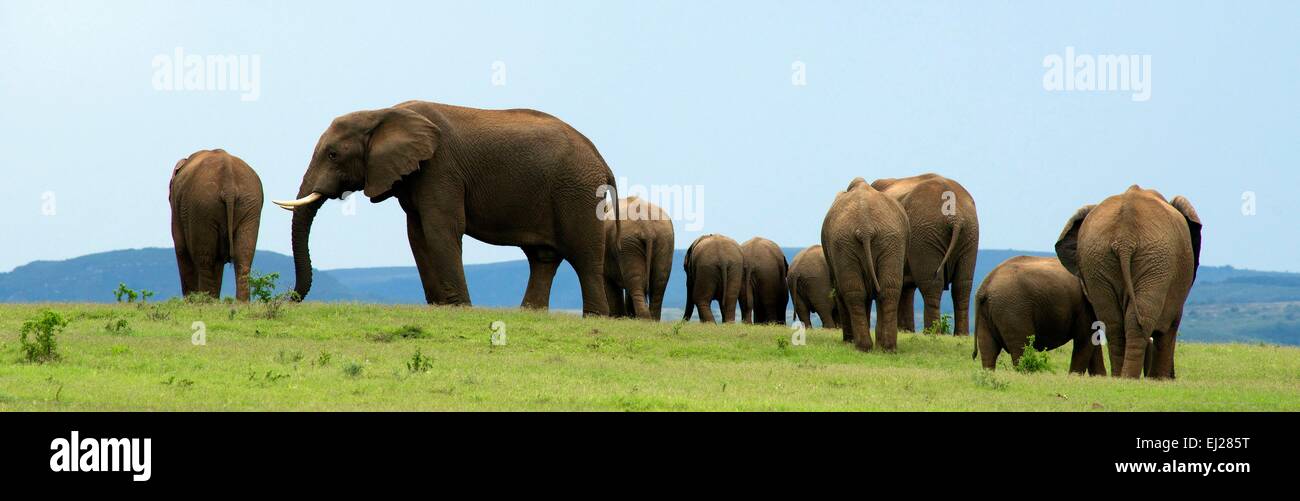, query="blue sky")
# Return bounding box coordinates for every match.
[2,0,1297,272]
